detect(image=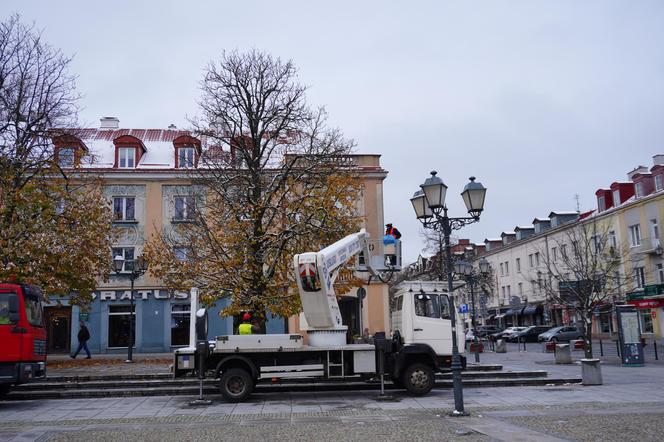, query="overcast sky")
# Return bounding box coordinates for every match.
[5,1,664,263]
